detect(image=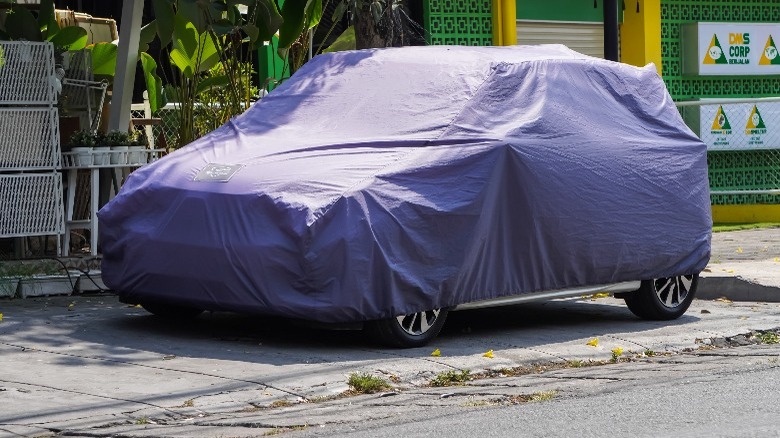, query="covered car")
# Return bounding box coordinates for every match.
[99,45,711,347]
